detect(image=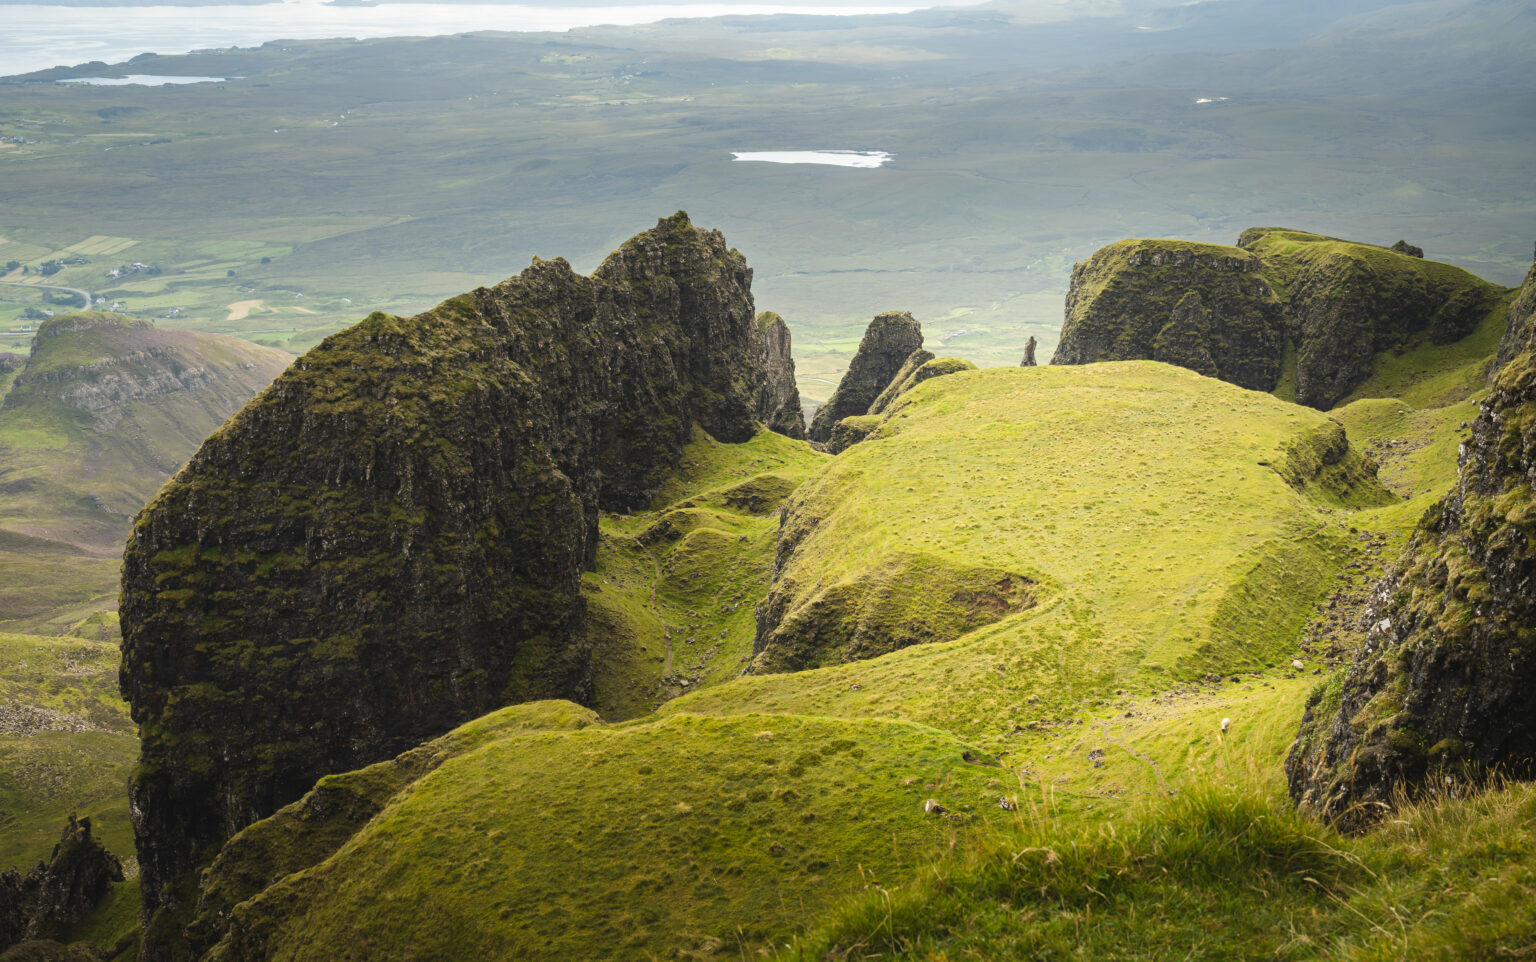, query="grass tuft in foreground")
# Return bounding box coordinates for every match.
[791,775,1536,961]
